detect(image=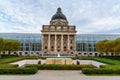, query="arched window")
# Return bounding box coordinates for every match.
[70,47,73,50]
[51,46,54,51]
[45,46,47,49]
[64,46,67,51]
